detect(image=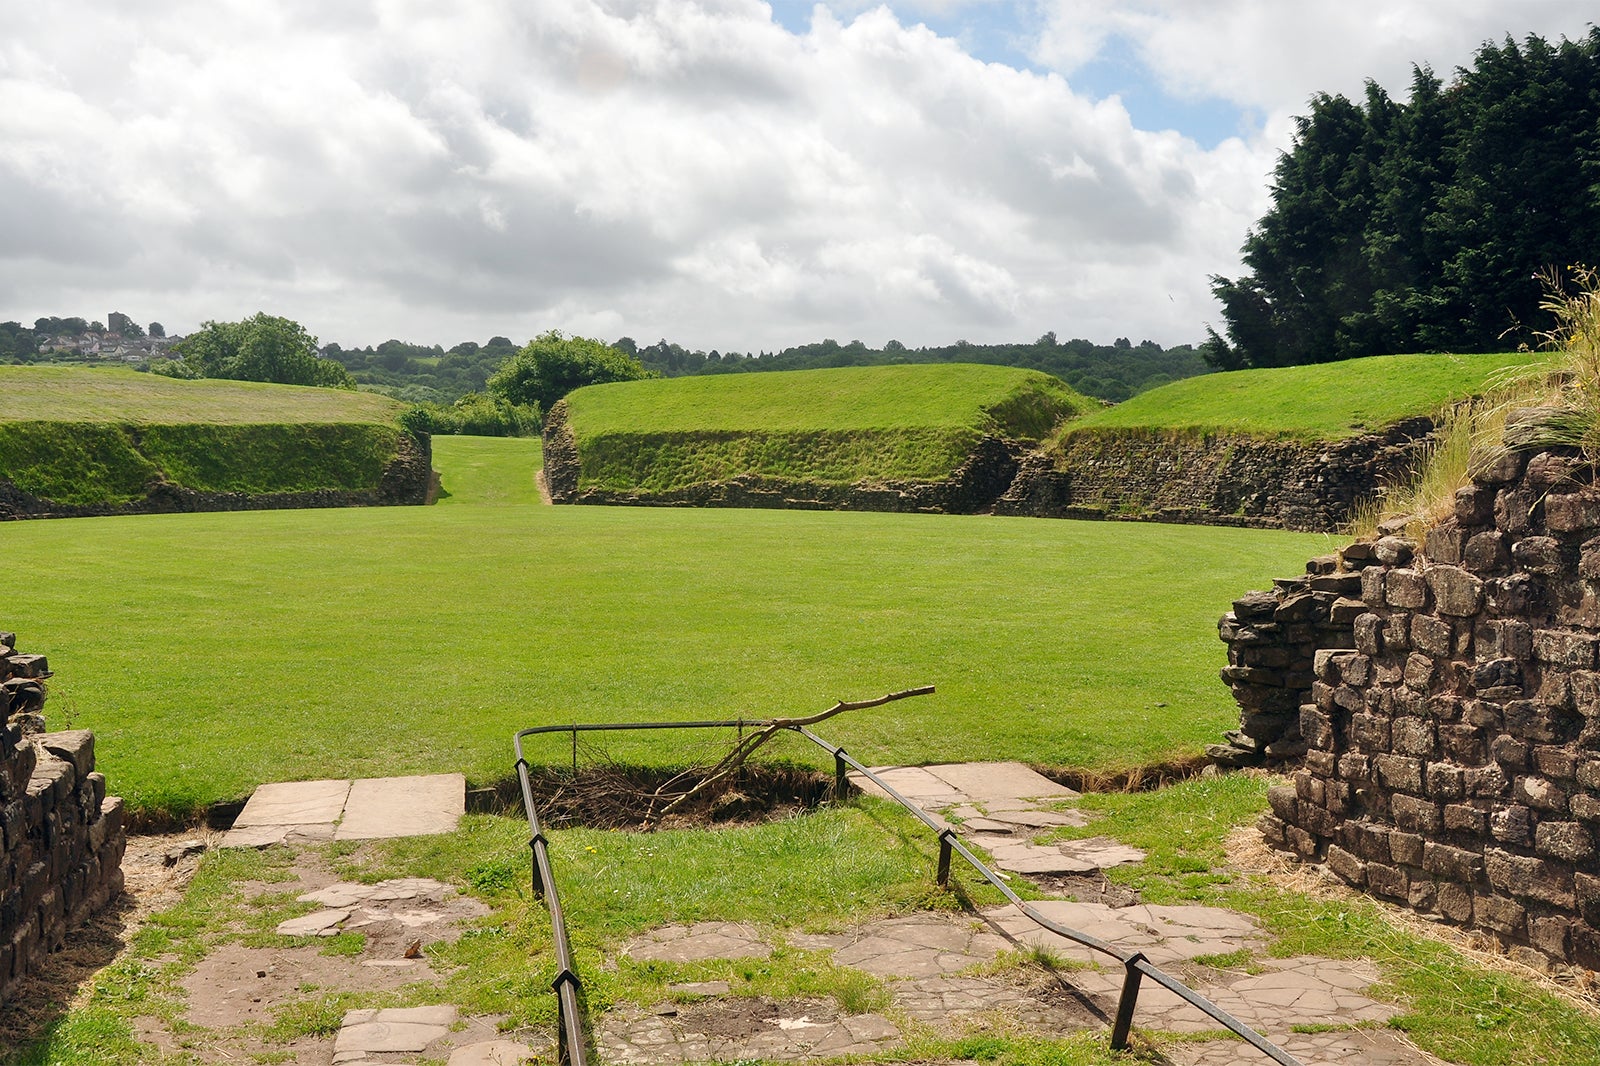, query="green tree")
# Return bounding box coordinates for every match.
[167,313,355,388]
[487,331,653,412]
